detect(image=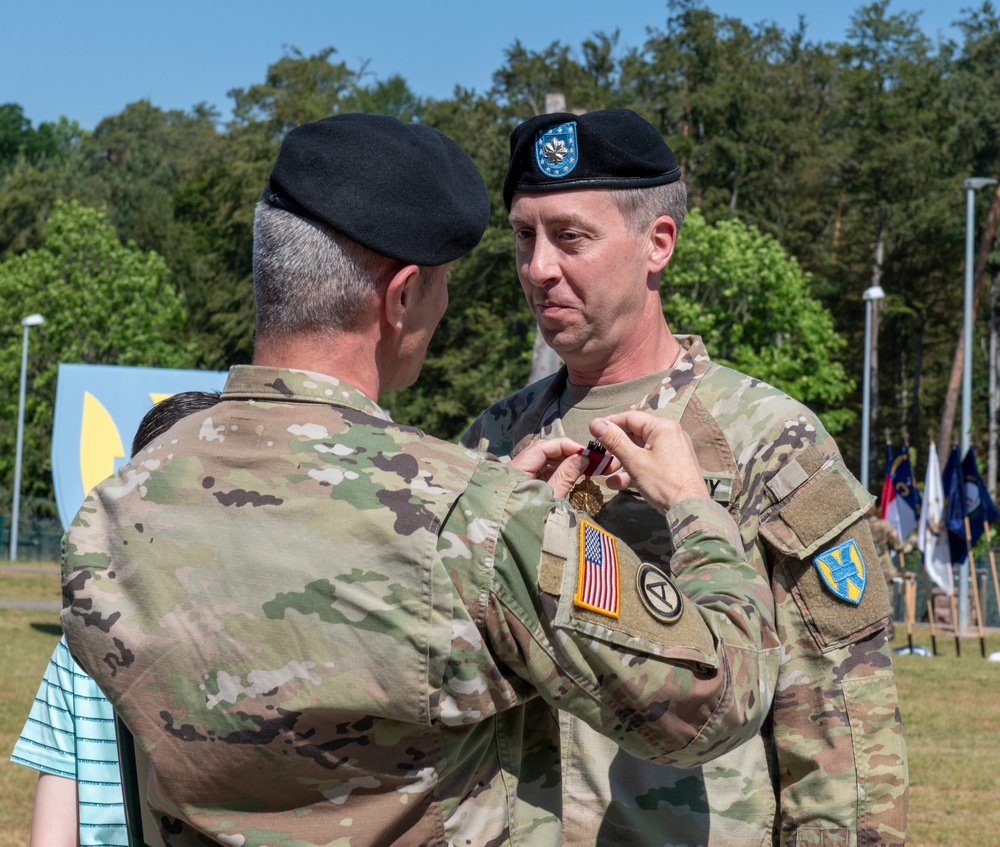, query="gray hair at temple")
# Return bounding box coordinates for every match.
[252,203,400,340]
[609,181,688,235]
